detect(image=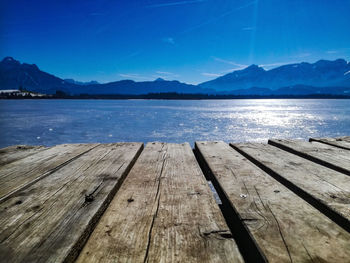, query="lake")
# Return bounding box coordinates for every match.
[0,99,349,148]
